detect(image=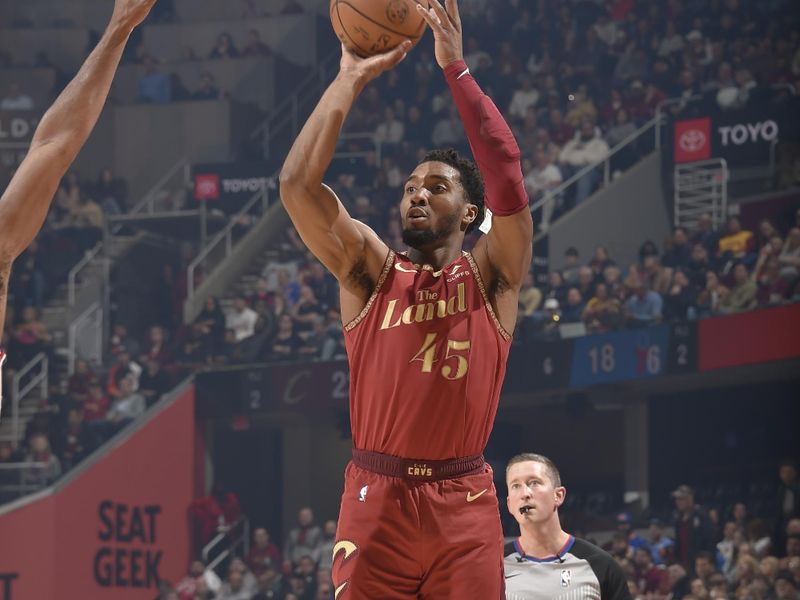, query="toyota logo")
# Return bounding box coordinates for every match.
[679,129,706,153]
